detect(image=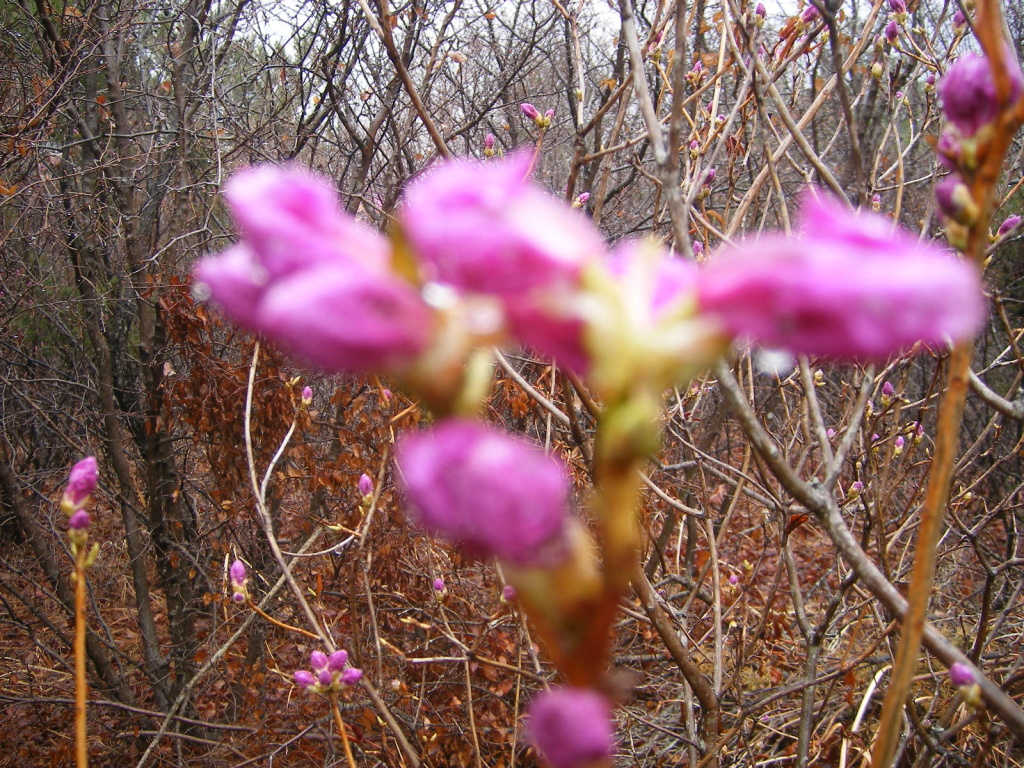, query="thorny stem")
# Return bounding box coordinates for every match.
[75,545,89,768]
